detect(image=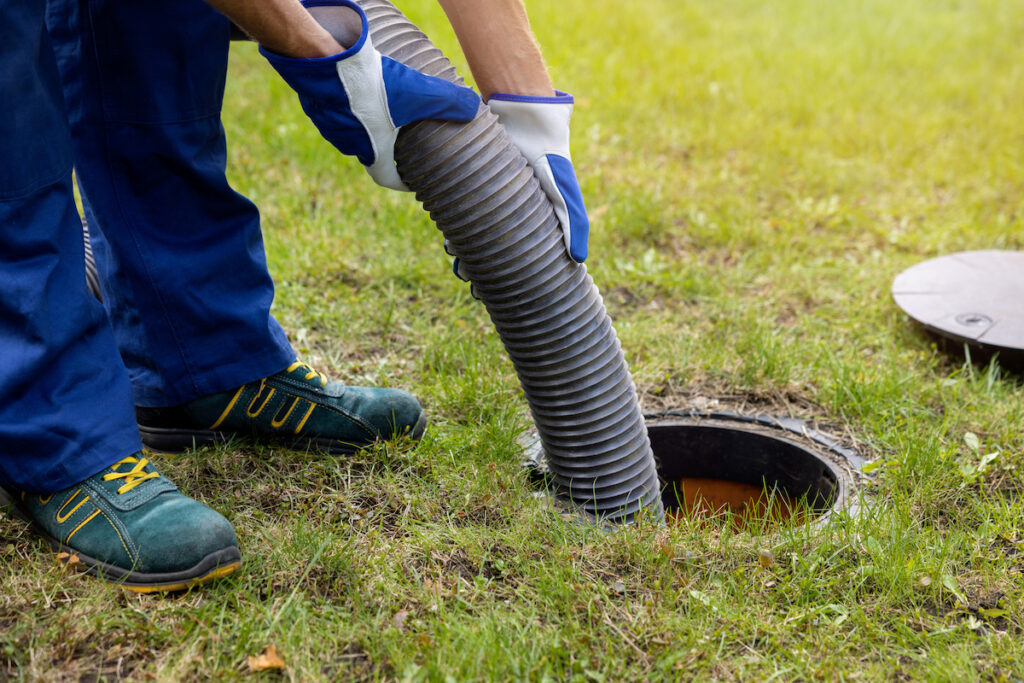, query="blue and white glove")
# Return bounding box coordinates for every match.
[260,0,480,191]
[488,91,590,263]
